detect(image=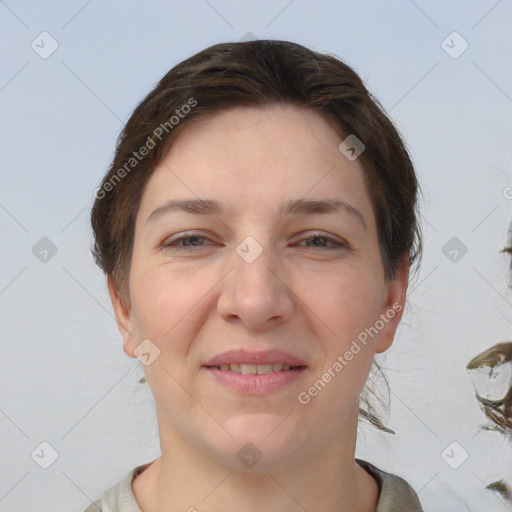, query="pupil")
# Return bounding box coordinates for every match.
[185,236,200,246]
